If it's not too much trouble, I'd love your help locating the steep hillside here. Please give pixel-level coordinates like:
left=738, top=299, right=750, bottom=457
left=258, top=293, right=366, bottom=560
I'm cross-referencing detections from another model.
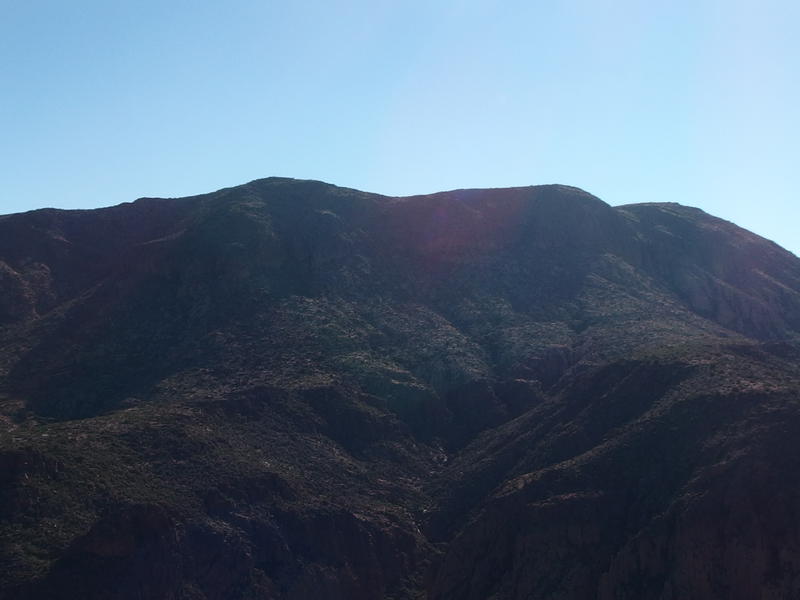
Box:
left=1, top=178, right=799, bottom=599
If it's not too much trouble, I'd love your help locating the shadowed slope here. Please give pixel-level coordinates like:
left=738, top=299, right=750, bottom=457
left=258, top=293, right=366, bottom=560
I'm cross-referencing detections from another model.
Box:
left=1, top=179, right=799, bottom=599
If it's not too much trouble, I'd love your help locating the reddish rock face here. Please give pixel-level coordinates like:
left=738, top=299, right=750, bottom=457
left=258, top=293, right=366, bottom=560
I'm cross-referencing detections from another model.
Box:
left=1, top=179, right=800, bottom=599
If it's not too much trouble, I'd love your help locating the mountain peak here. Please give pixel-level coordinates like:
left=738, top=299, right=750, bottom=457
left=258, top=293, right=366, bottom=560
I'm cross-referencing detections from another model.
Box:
left=2, top=179, right=800, bottom=600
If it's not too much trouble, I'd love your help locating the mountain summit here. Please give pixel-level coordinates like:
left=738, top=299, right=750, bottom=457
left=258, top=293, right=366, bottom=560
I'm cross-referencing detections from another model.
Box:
left=2, top=179, right=800, bottom=599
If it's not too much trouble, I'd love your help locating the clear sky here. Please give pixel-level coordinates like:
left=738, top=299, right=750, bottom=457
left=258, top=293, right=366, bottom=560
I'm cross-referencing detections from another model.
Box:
left=1, top=1, right=798, bottom=255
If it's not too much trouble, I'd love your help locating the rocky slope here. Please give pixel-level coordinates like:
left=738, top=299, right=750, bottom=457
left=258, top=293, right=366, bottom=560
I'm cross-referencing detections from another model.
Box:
left=1, top=178, right=799, bottom=599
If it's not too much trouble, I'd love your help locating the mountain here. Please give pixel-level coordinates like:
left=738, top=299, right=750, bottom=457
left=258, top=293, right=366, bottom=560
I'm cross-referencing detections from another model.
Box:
left=1, top=178, right=799, bottom=599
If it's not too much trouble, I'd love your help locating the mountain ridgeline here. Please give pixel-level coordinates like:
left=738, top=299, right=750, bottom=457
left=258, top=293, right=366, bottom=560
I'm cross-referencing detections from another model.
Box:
left=1, top=178, right=799, bottom=599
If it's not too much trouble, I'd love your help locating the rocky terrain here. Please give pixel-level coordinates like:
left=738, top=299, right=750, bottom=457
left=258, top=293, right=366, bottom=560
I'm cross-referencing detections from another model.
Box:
left=1, top=178, right=799, bottom=599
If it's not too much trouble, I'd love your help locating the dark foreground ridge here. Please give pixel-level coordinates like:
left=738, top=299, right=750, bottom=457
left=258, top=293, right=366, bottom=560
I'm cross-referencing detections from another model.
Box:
left=2, top=178, right=800, bottom=599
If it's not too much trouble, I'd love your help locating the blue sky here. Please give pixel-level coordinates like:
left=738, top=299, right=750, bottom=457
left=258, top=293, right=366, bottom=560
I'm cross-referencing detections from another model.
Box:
left=1, top=1, right=797, bottom=254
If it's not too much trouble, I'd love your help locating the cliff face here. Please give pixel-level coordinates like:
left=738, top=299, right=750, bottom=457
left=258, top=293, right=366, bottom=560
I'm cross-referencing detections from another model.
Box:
left=1, top=178, right=799, bottom=599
